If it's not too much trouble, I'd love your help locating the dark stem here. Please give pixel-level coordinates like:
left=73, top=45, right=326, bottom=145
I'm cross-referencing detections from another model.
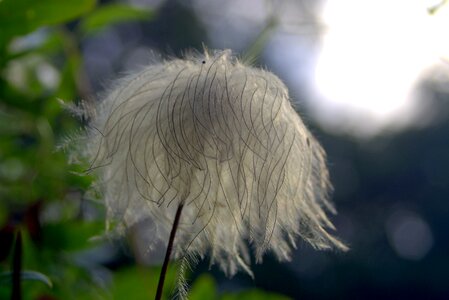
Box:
left=155, top=204, right=183, bottom=300
left=11, top=230, right=22, bottom=300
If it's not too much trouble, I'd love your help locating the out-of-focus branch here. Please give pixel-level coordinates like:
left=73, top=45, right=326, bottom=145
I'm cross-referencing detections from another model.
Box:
left=428, top=0, right=448, bottom=14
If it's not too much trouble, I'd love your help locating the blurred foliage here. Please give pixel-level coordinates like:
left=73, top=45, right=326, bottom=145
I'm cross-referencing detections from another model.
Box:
left=0, top=0, right=95, bottom=46
left=0, top=0, right=291, bottom=299
left=79, top=4, right=155, bottom=35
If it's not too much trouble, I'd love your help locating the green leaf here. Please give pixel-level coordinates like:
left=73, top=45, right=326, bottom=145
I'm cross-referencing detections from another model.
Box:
left=42, top=221, right=103, bottom=251
left=0, top=270, right=53, bottom=288
left=79, top=4, right=154, bottom=35
left=111, top=266, right=177, bottom=300
left=0, top=0, right=96, bottom=44
left=221, top=289, right=292, bottom=300
left=189, top=274, right=217, bottom=300
left=111, top=267, right=152, bottom=300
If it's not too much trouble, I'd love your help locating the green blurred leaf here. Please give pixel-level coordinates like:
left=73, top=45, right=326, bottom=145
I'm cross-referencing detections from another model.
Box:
left=0, top=270, right=53, bottom=288
left=221, top=289, right=292, bottom=300
left=42, top=221, right=103, bottom=251
left=189, top=274, right=217, bottom=300
left=5, top=29, right=64, bottom=62
left=56, top=60, right=78, bottom=101
left=0, top=0, right=96, bottom=44
left=112, top=267, right=152, bottom=300
left=111, top=266, right=177, bottom=300
left=79, top=4, right=154, bottom=35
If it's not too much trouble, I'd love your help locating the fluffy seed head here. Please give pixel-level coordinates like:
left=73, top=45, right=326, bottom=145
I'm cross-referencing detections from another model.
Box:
left=80, top=49, right=346, bottom=280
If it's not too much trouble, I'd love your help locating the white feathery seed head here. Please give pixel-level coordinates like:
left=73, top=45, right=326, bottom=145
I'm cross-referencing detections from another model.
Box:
left=78, top=49, right=346, bottom=287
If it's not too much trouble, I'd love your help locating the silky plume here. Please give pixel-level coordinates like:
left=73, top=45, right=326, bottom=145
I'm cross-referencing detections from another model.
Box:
left=73, top=49, right=347, bottom=298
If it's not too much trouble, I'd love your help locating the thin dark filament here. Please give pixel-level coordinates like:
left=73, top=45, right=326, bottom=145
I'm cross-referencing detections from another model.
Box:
left=11, top=230, right=22, bottom=300
left=155, top=203, right=184, bottom=300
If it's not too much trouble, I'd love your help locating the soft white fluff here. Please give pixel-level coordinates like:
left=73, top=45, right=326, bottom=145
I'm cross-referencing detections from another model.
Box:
left=81, top=49, right=346, bottom=288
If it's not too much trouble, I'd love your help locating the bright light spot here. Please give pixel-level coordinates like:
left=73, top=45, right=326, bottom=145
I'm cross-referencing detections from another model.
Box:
left=36, top=62, right=60, bottom=90
left=314, top=0, right=449, bottom=134
left=386, top=210, right=434, bottom=260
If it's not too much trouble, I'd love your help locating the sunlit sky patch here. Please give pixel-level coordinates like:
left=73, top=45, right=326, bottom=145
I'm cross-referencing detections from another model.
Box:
left=312, top=0, right=449, bottom=135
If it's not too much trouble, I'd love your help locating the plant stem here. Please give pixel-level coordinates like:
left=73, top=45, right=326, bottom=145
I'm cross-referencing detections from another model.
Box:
left=155, top=204, right=183, bottom=300
left=11, top=230, right=22, bottom=300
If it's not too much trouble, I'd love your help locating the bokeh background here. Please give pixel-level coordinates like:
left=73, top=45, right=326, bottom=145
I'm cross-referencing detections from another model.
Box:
left=1, top=0, right=449, bottom=299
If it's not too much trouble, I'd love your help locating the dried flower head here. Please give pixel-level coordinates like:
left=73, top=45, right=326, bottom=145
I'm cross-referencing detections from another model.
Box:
left=78, top=49, right=346, bottom=294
